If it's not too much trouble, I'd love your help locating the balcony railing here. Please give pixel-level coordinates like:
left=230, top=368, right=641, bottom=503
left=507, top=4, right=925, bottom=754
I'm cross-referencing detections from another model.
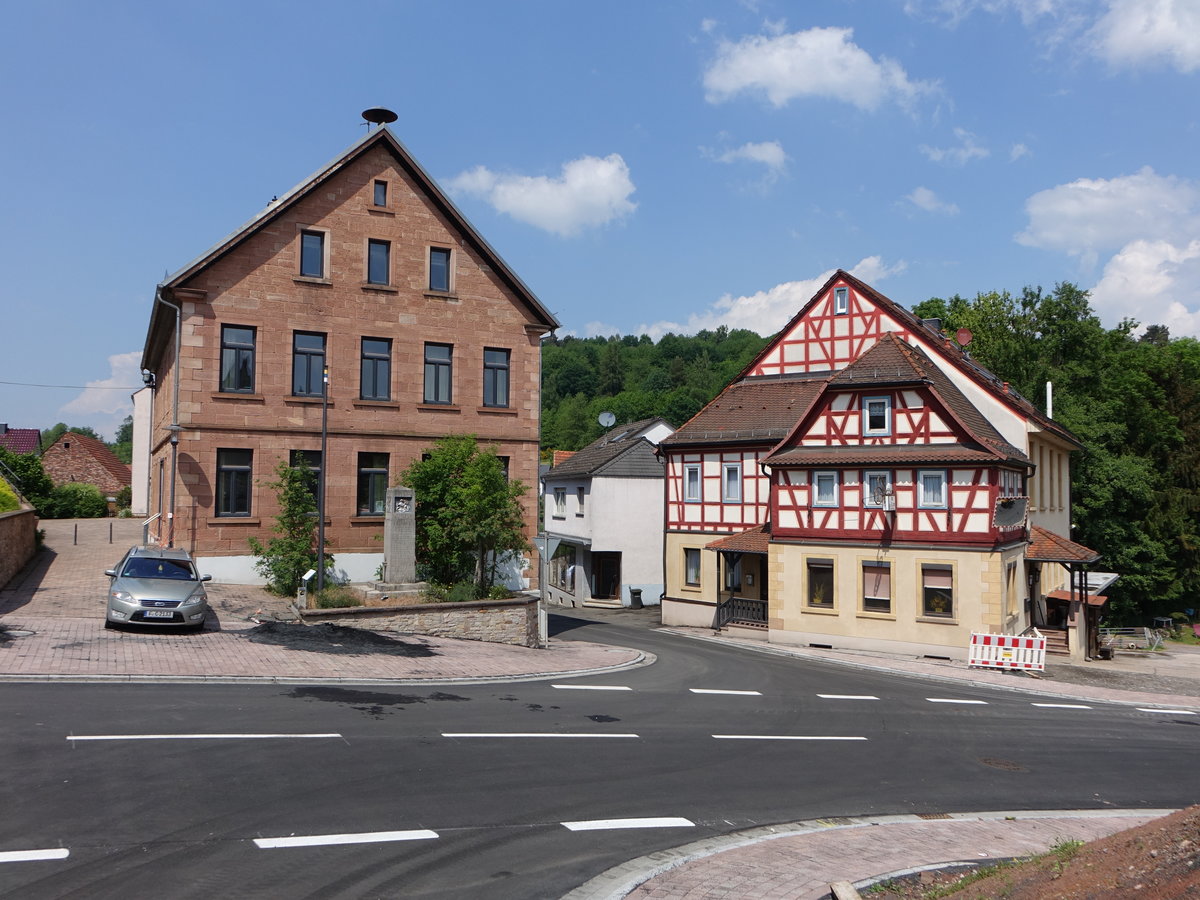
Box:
left=716, top=595, right=768, bottom=629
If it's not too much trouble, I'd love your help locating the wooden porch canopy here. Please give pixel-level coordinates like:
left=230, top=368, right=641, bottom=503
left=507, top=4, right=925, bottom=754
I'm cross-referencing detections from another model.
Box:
left=705, top=524, right=770, bottom=555
left=1026, top=525, right=1100, bottom=565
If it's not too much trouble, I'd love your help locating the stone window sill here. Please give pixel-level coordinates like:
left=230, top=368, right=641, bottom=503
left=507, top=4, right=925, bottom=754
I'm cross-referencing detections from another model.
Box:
left=857, top=610, right=896, bottom=621
left=285, top=397, right=333, bottom=406
left=367, top=206, right=395, bottom=216
left=361, top=283, right=398, bottom=294
left=353, top=400, right=399, bottom=410
left=293, top=276, right=332, bottom=287
left=424, top=291, right=459, bottom=302
left=211, top=392, right=265, bottom=403
left=349, top=516, right=385, bottom=525
left=478, top=406, right=517, bottom=416
left=417, top=403, right=461, bottom=413
left=804, top=606, right=838, bottom=616
left=211, top=517, right=262, bottom=526
left=916, top=615, right=958, bottom=625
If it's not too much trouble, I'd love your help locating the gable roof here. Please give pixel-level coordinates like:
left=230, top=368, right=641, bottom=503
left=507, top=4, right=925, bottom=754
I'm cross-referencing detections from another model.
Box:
left=734, top=269, right=1078, bottom=447
left=143, top=126, right=558, bottom=368
left=0, top=425, right=41, bottom=455
left=544, top=418, right=672, bottom=480
left=48, top=432, right=131, bottom=486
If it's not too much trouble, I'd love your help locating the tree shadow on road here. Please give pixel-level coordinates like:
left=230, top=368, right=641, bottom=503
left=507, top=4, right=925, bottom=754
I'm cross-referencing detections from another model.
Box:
left=244, top=622, right=438, bottom=656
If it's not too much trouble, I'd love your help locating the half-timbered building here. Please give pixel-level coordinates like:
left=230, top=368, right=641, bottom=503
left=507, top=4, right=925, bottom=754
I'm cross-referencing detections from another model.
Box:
left=660, top=270, right=1100, bottom=660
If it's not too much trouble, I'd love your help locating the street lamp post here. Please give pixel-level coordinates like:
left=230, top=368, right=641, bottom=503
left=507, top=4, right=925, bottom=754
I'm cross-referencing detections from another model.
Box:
left=316, top=365, right=329, bottom=594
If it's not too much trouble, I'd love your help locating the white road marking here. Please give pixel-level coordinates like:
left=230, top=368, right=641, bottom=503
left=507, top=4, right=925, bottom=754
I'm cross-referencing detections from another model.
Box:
left=0, top=848, right=69, bottom=863
left=926, top=698, right=988, bottom=705
left=551, top=684, right=632, bottom=691
left=1032, top=703, right=1093, bottom=709
left=561, top=817, right=694, bottom=831
left=254, top=830, right=438, bottom=849
left=712, top=735, right=867, bottom=741
left=690, top=689, right=762, bottom=696
left=1136, top=708, right=1196, bottom=715
left=817, top=694, right=879, bottom=700
left=442, top=733, right=640, bottom=739
left=68, top=733, right=342, bottom=741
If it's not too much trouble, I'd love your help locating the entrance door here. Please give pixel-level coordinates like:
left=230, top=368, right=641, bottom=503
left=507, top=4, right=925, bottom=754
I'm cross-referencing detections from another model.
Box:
left=592, top=552, right=621, bottom=600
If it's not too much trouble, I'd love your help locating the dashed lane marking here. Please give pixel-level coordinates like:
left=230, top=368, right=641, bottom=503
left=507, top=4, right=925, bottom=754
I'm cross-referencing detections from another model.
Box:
left=561, top=817, right=694, bottom=831
left=1033, top=703, right=1093, bottom=709
left=442, top=732, right=640, bottom=739
left=551, top=684, right=633, bottom=691
left=817, top=694, right=879, bottom=700
left=68, top=733, right=343, bottom=741
left=690, top=689, right=763, bottom=696
left=254, top=830, right=438, bottom=849
left=0, top=849, right=69, bottom=863
left=712, top=735, right=867, bottom=741
left=926, top=699, right=988, bottom=705
left=1136, top=708, right=1196, bottom=715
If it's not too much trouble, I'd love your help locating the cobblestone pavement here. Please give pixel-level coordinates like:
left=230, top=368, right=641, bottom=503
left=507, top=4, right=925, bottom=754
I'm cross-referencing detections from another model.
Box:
left=0, top=519, right=645, bottom=683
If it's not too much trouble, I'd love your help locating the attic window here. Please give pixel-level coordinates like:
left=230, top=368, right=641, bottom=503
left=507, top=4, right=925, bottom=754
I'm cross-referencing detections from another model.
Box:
left=63, top=442, right=70, bottom=450
left=834, top=286, right=849, bottom=315
left=373, top=180, right=388, bottom=207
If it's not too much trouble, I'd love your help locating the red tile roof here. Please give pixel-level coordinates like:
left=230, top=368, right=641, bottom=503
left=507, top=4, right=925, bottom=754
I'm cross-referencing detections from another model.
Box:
left=663, top=377, right=826, bottom=447
left=764, top=443, right=1004, bottom=466
left=1027, top=525, right=1100, bottom=563
left=705, top=524, right=770, bottom=554
left=0, top=426, right=41, bottom=454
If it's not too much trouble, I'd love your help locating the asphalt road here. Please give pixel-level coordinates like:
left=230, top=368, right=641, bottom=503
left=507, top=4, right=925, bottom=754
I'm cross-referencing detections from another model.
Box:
left=2, top=611, right=1198, bottom=899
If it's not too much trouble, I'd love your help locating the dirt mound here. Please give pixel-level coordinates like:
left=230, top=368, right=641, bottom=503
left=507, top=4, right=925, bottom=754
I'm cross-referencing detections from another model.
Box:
left=876, top=806, right=1200, bottom=898
left=244, top=622, right=436, bottom=657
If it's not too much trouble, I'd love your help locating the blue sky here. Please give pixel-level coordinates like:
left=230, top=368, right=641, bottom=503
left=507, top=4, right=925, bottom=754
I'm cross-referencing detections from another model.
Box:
left=2, top=0, right=1198, bottom=441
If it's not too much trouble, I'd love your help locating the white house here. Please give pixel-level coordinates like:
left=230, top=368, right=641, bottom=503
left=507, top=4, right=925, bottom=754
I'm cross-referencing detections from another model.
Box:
left=543, top=418, right=674, bottom=608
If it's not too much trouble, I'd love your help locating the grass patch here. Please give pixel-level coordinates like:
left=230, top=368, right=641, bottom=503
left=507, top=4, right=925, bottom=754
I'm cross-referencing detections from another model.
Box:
left=313, top=585, right=363, bottom=609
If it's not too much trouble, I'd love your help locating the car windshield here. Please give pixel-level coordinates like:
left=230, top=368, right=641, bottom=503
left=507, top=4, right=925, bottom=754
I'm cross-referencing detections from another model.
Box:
left=120, top=557, right=197, bottom=580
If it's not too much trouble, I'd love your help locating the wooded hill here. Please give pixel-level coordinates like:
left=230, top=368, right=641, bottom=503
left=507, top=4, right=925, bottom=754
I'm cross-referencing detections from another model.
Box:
left=541, top=284, right=1200, bottom=626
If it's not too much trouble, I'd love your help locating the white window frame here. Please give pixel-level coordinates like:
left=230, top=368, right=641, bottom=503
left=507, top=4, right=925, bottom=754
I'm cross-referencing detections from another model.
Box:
left=722, top=463, right=742, bottom=503
left=862, top=561, right=892, bottom=614
left=684, top=548, right=701, bottom=586
left=576, top=486, right=585, bottom=517
left=833, top=286, right=849, bottom=315
left=553, top=487, right=566, bottom=519
left=684, top=464, right=702, bottom=502
left=917, top=469, right=947, bottom=509
left=813, top=471, right=839, bottom=507
left=863, top=470, right=892, bottom=508
left=862, top=396, right=892, bottom=436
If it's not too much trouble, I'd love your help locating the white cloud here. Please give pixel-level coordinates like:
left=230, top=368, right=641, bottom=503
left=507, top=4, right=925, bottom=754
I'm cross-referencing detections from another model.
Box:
left=1016, top=167, right=1200, bottom=263
left=703, top=27, right=937, bottom=111
left=713, top=140, right=788, bottom=172
left=1089, top=0, right=1200, bottom=72
left=1017, top=167, right=1200, bottom=336
left=1010, top=142, right=1031, bottom=161
left=907, top=186, right=960, bottom=214
left=919, top=127, right=990, bottom=165
left=1089, top=238, right=1200, bottom=334
left=60, top=351, right=141, bottom=441
left=633, top=256, right=906, bottom=339
left=446, top=154, right=637, bottom=237
left=585, top=321, right=621, bottom=338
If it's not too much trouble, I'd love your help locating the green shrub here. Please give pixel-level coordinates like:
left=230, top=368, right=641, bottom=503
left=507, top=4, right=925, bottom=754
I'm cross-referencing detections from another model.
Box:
left=0, top=479, right=19, bottom=513
left=448, top=581, right=482, bottom=603
left=487, top=585, right=513, bottom=600
left=248, top=458, right=330, bottom=596
left=114, top=485, right=132, bottom=509
left=46, top=483, right=107, bottom=518
left=314, top=585, right=363, bottom=609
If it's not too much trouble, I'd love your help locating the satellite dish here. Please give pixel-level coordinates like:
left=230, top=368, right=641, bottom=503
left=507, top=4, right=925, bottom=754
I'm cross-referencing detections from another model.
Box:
left=956, top=328, right=974, bottom=347
left=598, top=411, right=616, bottom=428
left=361, top=106, right=398, bottom=127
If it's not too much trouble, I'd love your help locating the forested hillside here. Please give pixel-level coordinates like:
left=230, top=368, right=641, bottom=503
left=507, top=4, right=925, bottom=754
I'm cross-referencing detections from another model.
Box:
left=541, top=283, right=1199, bottom=626
left=540, top=327, right=769, bottom=451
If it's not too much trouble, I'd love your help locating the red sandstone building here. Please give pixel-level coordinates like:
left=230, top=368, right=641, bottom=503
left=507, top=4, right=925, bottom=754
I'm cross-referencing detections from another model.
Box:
left=136, top=126, right=558, bottom=585
left=41, top=432, right=131, bottom=500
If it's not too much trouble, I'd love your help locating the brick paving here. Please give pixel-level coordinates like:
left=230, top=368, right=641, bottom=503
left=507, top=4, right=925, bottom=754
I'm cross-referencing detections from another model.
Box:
left=0, top=518, right=644, bottom=683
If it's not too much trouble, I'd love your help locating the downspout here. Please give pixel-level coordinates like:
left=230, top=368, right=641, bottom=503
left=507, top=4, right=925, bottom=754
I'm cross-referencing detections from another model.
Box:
left=154, top=286, right=182, bottom=548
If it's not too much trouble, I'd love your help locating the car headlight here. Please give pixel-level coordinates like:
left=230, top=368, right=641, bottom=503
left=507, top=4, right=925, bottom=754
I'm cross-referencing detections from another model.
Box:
left=181, top=591, right=206, bottom=606
left=110, top=590, right=135, bottom=604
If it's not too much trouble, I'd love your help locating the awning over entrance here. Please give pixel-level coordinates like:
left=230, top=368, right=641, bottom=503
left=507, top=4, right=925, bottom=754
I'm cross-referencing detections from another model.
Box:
left=704, top=524, right=769, bottom=555
left=1047, top=588, right=1109, bottom=607
left=1026, top=525, right=1100, bottom=564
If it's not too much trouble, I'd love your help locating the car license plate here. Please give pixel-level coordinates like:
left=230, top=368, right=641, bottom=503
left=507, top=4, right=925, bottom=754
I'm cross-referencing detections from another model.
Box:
left=144, top=610, right=174, bottom=618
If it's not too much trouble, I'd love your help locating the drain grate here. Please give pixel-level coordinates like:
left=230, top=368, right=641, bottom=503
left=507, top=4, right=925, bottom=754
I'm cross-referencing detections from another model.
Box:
left=917, top=813, right=952, bottom=820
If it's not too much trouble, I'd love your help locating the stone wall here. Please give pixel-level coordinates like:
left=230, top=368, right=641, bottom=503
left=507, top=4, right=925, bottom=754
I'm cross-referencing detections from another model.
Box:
left=298, top=596, right=540, bottom=648
left=0, top=509, right=37, bottom=589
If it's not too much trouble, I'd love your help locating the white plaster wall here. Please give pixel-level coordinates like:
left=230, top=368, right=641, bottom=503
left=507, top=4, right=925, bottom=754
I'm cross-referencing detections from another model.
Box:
left=591, top=476, right=665, bottom=599
left=130, top=387, right=152, bottom=517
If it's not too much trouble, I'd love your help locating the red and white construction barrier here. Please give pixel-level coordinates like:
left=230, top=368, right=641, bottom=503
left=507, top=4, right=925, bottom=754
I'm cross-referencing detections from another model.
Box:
left=968, top=630, right=1046, bottom=671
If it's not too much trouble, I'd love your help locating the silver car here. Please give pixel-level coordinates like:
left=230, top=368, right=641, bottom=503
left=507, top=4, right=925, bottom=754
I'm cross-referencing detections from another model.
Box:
left=105, top=545, right=212, bottom=630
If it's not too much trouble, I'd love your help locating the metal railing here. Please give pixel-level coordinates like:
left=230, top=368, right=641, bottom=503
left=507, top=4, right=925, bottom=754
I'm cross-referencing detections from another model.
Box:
left=716, top=595, right=768, bottom=629
left=141, top=513, right=162, bottom=546
left=1099, top=627, right=1164, bottom=651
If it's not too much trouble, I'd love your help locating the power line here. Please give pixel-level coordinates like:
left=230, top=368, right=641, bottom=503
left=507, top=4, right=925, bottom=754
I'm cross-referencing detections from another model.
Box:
left=0, top=379, right=140, bottom=390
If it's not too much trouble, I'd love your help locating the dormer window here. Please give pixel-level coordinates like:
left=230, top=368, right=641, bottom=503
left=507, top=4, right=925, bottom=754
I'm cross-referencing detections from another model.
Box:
left=863, top=396, right=892, bottom=436
left=833, top=286, right=849, bottom=315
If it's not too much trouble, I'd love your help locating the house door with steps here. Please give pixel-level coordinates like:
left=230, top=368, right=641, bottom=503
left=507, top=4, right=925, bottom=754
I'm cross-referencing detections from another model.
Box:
left=592, top=552, right=621, bottom=602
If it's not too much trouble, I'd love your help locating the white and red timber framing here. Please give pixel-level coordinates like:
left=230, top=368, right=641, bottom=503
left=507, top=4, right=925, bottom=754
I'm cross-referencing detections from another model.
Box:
left=659, top=270, right=1104, bottom=662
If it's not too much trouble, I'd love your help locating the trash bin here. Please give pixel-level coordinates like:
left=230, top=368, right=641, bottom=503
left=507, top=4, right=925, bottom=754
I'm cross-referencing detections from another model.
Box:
left=629, top=588, right=643, bottom=609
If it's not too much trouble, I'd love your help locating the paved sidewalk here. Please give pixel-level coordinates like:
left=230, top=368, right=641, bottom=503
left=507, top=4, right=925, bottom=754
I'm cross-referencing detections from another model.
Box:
left=567, top=809, right=1171, bottom=899
left=0, top=519, right=645, bottom=683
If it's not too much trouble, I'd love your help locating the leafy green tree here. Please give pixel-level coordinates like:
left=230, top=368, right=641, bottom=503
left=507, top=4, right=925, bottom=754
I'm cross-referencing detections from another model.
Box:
left=247, top=456, right=329, bottom=596
left=402, top=435, right=529, bottom=591
left=0, top=447, right=53, bottom=514
left=110, top=416, right=133, bottom=464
